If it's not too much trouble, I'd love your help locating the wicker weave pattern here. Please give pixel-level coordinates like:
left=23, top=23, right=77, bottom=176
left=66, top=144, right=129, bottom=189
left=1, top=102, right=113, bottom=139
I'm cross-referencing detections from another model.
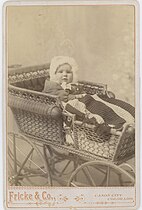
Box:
left=9, top=84, right=64, bottom=145
left=9, top=85, right=58, bottom=105
left=113, top=124, right=135, bottom=163
left=13, top=108, right=64, bottom=144
left=9, top=64, right=50, bottom=84
left=9, top=95, right=61, bottom=117
left=8, top=64, right=135, bottom=164
left=73, top=122, right=135, bottom=163
left=71, top=81, right=107, bottom=95
left=73, top=122, right=120, bottom=161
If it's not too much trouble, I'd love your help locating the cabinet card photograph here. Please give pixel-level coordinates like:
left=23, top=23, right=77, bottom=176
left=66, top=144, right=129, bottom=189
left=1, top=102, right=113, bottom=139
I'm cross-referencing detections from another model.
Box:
left=4, top=1, right=140, bottom=209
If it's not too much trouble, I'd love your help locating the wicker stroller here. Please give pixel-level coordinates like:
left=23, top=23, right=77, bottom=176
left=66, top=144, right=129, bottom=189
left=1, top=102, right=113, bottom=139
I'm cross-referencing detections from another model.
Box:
left=8, top=63, right=135, bottom=187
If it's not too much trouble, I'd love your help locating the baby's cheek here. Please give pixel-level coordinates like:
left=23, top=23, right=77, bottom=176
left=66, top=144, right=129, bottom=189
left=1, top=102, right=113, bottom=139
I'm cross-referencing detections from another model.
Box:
left=69, top=75, right=73, bottom=82
left=55, top=75, right=62, bottom=82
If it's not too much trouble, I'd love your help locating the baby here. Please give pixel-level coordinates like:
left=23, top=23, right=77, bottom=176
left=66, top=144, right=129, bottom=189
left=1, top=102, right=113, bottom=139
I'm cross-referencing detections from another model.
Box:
left=43, top=56, right=79, bottom=102
left=43, top=56, right=135, bottom=138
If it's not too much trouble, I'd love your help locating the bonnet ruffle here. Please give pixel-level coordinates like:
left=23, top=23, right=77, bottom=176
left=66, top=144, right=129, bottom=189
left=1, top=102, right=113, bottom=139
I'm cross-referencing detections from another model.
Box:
left=50, top=56, right=78, bottom=83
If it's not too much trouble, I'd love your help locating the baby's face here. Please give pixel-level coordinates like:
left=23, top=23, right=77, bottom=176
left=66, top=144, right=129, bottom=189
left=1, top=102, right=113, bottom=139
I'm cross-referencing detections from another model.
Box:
left=55, top=63, right=73, bottom=84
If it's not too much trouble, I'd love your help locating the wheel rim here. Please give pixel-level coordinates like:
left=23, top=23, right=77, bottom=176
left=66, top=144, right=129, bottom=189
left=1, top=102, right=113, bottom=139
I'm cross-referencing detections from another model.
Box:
left=68, top=160, right=135, bottom=187
left=8, top=132, right=52, bottom=186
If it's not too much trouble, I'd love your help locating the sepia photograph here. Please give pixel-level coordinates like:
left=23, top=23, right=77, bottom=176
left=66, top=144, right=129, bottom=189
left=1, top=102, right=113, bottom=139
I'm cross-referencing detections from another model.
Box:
left=5, top=1, right=139, bottom=209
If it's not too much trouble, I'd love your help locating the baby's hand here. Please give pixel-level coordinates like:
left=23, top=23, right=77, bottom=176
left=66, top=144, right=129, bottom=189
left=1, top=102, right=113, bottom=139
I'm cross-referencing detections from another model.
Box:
left=68, top=94, right=86, bottom=101
left=58, top=90, right=69, bottom=102
left=87, top=113, right=104, bottom=124
left=68, top=94, right=76, bottom=100
left=96, top=124, right=111, bottom=136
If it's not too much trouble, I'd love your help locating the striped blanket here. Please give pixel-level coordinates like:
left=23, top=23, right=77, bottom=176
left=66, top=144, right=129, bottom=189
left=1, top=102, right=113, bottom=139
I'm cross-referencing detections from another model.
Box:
left=64, top=94, right=134, bottom=134
left=43, top=80, right=134, bottom=133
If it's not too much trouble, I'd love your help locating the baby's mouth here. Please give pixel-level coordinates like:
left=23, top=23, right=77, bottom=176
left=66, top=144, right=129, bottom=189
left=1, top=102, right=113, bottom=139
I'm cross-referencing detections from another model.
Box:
left=62, top=78, right=67, bottom=81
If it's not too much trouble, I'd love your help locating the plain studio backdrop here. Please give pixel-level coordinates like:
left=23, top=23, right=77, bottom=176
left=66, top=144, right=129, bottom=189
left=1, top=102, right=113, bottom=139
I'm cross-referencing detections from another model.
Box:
left=7, top=5, right=135, bottom=105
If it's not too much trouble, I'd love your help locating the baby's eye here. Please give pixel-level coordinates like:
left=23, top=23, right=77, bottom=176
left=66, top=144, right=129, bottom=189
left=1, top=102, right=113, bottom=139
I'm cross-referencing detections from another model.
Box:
left=66, top=70, right=72, bottom=74
left=58, top=70, right=63, bottom=73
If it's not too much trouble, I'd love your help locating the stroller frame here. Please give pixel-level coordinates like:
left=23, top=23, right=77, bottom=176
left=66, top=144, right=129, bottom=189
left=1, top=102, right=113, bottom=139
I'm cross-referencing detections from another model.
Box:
left=7, top=63, right=135, bottom=187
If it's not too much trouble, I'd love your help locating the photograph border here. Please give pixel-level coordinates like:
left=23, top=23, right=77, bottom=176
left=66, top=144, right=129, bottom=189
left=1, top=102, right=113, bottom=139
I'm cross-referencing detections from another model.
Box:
left=2, top=0, right=140, bottom=209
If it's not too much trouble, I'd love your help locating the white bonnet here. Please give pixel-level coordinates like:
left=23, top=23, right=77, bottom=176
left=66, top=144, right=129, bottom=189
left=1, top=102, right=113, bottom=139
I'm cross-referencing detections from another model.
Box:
left=50, top=56, right=78, bottom=83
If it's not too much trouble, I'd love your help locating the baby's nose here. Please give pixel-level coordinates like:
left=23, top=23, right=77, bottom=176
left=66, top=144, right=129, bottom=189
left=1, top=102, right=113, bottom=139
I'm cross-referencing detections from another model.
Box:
left=63, top=71, right=67, bottom=76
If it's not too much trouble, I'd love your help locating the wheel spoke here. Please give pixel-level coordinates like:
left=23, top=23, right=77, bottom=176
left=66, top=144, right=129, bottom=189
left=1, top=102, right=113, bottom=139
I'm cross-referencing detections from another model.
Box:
left=91, top=165, right=106, bottom=175
left=59, top=160, right=71, bottom=177
left=81, top=168, right=92, bottom=186
left=106, top=166, right=110, bottom=186
left=8, top=133, right=51, bottom=186
left=71, top=181, right=88, bottom=187
left=24, top=173, right=46, bottom=178
left=28, top=149, right=34, bottom=169
left=68, top=160, right=135, bottom=187
left=9, top=136, right=47, bottom=174
left=100, top=173, right=107, bottom=186
left=70, top=182, right=78, bottom=187
left=17, top=148, right=34, bottom=176
left=84, top=166, right=96, bottom=186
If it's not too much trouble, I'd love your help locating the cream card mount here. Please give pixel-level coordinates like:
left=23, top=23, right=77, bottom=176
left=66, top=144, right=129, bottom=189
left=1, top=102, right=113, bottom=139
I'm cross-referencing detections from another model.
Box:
left=3, top=0, right=140, bottom=209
